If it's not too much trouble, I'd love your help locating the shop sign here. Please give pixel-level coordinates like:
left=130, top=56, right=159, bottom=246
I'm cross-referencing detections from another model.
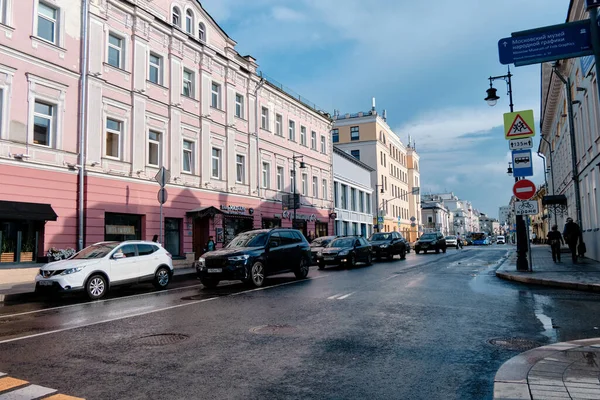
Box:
left=220, top=205, right=246, bottom=214
left=106, top=225, right=135, bottom=235
left=282, top=210, right=317, bottom=221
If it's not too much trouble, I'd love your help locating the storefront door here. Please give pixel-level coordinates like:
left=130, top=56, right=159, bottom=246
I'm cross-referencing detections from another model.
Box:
left=315, top=222, right=328, bottom=238
left=292, top=219, right=307, bottom=237
left=105, top=213, right=142, bottom=242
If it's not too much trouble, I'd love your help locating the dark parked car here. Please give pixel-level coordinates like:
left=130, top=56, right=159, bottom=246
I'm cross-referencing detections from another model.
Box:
left=309, top=235, right=337, bottom=264
left=415, top=232, right=447, bottom=254
left=368, top=231, right=407, bottom=260
left=316, top=236, right=372, bottom=269
left=196, top=229, right=311, bottom=288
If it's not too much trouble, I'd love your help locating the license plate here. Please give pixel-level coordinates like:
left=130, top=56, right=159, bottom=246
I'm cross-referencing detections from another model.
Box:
left=207, top=268, right=222, bottom=273
left=39, top=280, right=53, bottom=286
left=324, top=257, right=335, bottom=261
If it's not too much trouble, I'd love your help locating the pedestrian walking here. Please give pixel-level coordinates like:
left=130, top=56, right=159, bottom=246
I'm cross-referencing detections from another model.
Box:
left=563, top=217, right=582, bottom=263
left=546, top=225, right=564, bottom=263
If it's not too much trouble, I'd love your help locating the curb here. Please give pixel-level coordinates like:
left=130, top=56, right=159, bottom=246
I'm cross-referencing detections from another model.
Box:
left=495, top=269, right=600, bottom=293
left=493, top=338, right=600, bottom=400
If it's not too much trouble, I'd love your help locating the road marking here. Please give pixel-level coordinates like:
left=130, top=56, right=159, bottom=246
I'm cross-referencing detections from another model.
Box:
left=337, top=292, right=355, bottom=300
left=327, top=293, right=342, bottom=299
left=0, top=283, right=204, bottom=319
left=0, top=276, right=330, bottom=345
left=0, top=377, right=27, bottom=392
left=0, top=384, right=56, bottom=399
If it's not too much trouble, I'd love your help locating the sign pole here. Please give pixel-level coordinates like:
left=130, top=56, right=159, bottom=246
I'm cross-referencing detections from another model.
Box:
left=160, top=202, right=163, bottom=245
left=589, top=7, right=600, bottom=105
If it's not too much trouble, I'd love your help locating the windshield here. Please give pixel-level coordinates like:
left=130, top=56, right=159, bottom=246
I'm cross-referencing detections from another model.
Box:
left=72, top=243, right=119, bottom=259
left=446, top=236, right=456, bottom=240
left=472, top=233, right=486, bottom=241
left=370, top=233, right=392, bottom=241
left=329, top=238, right=355, bottom=248
left=226, top=232, right=268, bottom=248
left=311, top=237, right=332, bottom=247
left=420, top=234, right=436, bottom=241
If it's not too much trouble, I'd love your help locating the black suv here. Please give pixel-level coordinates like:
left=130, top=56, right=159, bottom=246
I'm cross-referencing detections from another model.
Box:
left=368, top=231, right=407, bottom=260
left=196, top=229, right=311, bottom=288
left=316, top=236, right=372, bottom=269
left=415, top=232, right=447, bottom=254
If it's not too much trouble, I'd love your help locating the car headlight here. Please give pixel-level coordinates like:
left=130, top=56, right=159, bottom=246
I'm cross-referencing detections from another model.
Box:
left=198, top=257, right=206, bottom=264
left=61, top=267, right=83, bottom=275
left=380, top=244, right=388, bottom=248
left=338, top=250, right=349, bottom=256
left=228, top=255, right=250, bottom=262
left=317, top=251, right=322, bottom=257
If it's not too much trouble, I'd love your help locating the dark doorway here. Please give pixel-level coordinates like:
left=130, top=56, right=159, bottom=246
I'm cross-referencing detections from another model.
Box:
left=193, top=217, right=210, bottom=258
left=262, top=218, right=281, bottom=229
left=315, top=222, right=328, bottom=238
left=293, top=219, right=307, bottom=237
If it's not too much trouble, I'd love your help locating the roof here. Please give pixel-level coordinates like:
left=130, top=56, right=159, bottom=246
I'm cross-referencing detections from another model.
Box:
left=333, top=146, right=375, bottom=172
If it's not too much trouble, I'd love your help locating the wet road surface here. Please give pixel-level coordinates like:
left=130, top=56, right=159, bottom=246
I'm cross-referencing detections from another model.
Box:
left=1, top=246, right=600, bottom=399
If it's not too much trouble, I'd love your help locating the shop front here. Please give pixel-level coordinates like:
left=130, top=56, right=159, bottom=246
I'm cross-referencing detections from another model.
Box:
left=0, top=200, right=58, bottom=264
left=104, top=213, right=142, bottom=242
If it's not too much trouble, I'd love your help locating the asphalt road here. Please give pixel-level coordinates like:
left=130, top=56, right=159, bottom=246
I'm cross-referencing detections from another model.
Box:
left=2, top=246, right=600, bottom=400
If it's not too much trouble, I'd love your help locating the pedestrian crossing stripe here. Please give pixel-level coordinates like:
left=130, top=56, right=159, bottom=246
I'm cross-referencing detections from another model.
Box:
left=0, top=374, right=85, bottom=400
left=503, top=109, right=535, bottom=140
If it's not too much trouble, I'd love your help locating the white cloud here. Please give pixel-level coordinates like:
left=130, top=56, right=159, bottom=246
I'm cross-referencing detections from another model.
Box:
left=272, top=6, right=306, bottom=22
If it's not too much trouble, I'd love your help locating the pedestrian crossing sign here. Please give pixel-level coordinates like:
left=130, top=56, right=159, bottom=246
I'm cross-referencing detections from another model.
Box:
left=504, top=110, right=535, bottom=140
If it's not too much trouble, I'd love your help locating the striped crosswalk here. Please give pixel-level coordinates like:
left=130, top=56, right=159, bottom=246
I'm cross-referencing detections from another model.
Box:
left=0, top=374, right=84, bottom=400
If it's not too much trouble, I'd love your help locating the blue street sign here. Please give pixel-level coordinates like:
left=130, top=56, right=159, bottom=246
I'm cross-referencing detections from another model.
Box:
left=377, top=217, right=384, bottom=224
left=498, top=20, right=593, bottom=66
left=512, top=149, right=533, bottom=178
left=586, top=0, right=600, bottom=9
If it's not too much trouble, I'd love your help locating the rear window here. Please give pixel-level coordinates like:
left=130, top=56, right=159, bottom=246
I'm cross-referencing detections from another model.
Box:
left=138, top=244, right=157, bottom=256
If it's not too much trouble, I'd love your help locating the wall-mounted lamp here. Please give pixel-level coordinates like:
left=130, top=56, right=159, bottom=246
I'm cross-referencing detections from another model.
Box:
left=90, top=161, right=100, bottom=167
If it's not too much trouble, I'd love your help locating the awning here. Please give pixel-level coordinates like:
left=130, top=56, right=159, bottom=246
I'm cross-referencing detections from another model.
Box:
left=186, top=206, right=223, bottom=219
left=542, top=195, right=567, bottom=206
left=0, top=200, right=58, bottom=221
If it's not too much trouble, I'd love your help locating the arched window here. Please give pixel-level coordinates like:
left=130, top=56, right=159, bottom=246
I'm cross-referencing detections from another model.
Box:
left=198, top=22, right=206, bottom=42
left=172, top=7, right=181, bottom=27
left=185, top=9, right=193, bottom=34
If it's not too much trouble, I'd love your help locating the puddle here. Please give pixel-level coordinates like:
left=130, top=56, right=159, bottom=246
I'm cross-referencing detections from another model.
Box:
left=533, top=294, right=558, bottom=342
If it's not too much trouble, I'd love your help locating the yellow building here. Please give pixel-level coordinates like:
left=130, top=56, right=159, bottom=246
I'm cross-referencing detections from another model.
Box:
left=332, top=104, right=421, bottom=241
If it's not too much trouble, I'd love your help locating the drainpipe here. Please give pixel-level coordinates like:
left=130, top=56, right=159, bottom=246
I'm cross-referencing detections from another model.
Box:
left=77, top=0, right=90, bottom=251
left=253, top=74, right=265, bottom=197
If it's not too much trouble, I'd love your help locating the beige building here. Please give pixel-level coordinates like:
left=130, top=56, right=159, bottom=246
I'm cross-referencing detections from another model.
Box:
left=332, top=103, right=421, bottom=241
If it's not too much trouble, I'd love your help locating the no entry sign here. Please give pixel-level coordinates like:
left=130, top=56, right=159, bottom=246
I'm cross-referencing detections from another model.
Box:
left=513, top=179, right=536, bottom=201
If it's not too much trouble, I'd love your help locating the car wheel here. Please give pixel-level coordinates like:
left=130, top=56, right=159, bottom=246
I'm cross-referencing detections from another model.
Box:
left=423, top=249, right=427, bottom=254
left=294, top=258, right=309, bottom=279
left=153, top=267, right=171, bottom=290
left=366, top=253, right=373, bottom=266
left=86, top=274, right=107, bottom=300
left=250, top=261, right=265, bottom=287
left=415, top=249, right=420, bottom=254
left=317, top=262, right=325, bottom=270
left=400, top=248, right=406, bottom=259
left=347, top=254, right=356, bottom=268
left=435, top=246, right=440, bottom=254
left=442, top=246, right=447, bottom=254
left=200, top=278, right=220, bottom=288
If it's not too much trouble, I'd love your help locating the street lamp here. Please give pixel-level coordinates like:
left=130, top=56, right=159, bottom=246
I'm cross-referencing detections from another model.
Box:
left=374, top=184, right=385, bottom=232
left=291, top=154, right=307, bottom=224
left=485, top=66, right=528, bottom=271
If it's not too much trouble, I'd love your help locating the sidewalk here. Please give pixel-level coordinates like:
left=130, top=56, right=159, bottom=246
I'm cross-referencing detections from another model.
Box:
left=496, top=245, right=600, bottom=293
left=494, top=338, right=600, bottom=400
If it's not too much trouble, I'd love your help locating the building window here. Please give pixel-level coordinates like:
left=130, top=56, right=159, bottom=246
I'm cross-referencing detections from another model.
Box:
left=290, top=169, right=295, bottom=191
left=37, top=2, right=57, bottom=44
left=185, top=9, right=193, bottom=34
left=366, top=193, right=371, bottom=213
left=334, top=183, right=339, bottom=207
left=312, top=176, right=318, bottom=198
left=148, top=131, right=161, bottom=167
left=236, top=155, right=245, bottom=183
left=277, top=166, right=283, bottom=191
left=322, top=179, right=327, bottom=200
left=198, top=22, right=205, bottom=41
left=289, top=120, right=295, bottom=141
left=341, top=184, right=348, bottom=209
left=351, top=188, right=357, bottom=211
left=235, top=94, right=244, bottom=118
left=33, top=101, right=54, bottom=147
left=320, top=135, right=326, bottom=153
left=360, top=192, right=365, bottom=213
left=332, top=128, right=339, bottom=143
left=182, top=69, right=194, bottom=98
left=300, top=126, right=307, bottom=146
left=310, top=130, right=316, bottom=149
left=302, top=174, right=308, bottom=196
left=211, top=82, right=221, bottom=109
left=172, top=6, right=181, bottom=27
left=164, top=218, right=181, bottom=257
left=105, top=118, right=121, bottom=158
left=182, top=140, right=193, bottom=173
left=261, top=107, right=269, bottom=130
left=275, top=114, right=282, bottom=136
left=262, top=162, right=270, bottom=188
left=107, top=33, right=123, bottom=69
left=211, top=148, right=221, bottom=179
left=149, top=53, right=162, bottom=85
left=350, top=150, right=360, bottom=160
left=350, top=126, right=359, bottom=141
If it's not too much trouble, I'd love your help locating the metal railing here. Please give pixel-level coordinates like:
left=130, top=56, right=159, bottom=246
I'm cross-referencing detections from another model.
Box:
left=259, top=72, right=328, bottom=115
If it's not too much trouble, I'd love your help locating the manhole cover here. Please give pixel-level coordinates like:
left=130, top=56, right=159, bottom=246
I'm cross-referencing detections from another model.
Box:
left=488, top=337, right=541, bottom=351
left=135, top=333, right=189, bottom=346
left=249, top=325, right=296, bottom=334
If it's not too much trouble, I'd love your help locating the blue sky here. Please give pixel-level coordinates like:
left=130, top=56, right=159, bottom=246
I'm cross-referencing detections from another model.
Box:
left=201, top=0, right=568, bottom=218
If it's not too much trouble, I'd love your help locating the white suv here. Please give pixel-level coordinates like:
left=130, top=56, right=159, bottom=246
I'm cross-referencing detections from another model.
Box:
left=35, top=241, right=174, bottom=300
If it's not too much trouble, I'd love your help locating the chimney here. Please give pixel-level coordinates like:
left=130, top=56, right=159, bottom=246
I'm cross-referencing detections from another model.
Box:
left=372, top=97, right=376, bottom=111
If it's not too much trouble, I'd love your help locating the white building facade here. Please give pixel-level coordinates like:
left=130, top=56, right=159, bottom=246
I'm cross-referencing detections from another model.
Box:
left=333, top=147, right=374, bottom=237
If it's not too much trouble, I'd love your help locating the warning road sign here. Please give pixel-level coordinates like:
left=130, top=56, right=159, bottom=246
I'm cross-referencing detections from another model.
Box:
left=504, top=110, right=535, bottom=140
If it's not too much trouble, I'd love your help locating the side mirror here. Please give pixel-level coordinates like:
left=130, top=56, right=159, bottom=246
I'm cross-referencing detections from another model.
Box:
left=269, top=240, right=279, bottom=249
left=113, top=252, right=125, bottom=260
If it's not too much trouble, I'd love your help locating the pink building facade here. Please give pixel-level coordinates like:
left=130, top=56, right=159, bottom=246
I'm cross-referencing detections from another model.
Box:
left=0, top=0, right=333, bottom=267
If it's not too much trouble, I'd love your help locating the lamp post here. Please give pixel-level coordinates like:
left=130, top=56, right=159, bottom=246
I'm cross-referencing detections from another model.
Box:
left=485, top=67, right=528, bottom=271
left=374, top=184, right=384, bottom=232
left=291, top=154, right=307, bottom=224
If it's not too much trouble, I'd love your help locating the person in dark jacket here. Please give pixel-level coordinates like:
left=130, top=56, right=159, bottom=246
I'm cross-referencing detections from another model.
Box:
left=547, top=225, right=564, bottom=263
left=563, top=217, right=581, bottom=263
